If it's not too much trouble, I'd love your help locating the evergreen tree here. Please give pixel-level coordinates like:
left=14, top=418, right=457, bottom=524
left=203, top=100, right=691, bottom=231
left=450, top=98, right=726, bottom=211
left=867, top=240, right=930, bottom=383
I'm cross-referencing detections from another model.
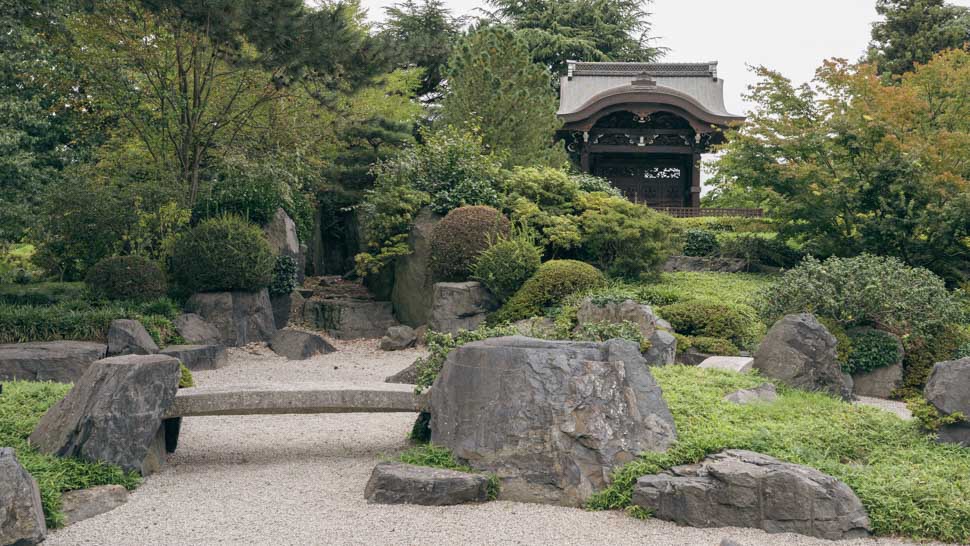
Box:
left=439, top=26, right=563, bottom=167
left=487, top=0, right=665, bottom=75
left=380, top=0, right=464, bottom=99
left=868, top=0, right=970, bottom=76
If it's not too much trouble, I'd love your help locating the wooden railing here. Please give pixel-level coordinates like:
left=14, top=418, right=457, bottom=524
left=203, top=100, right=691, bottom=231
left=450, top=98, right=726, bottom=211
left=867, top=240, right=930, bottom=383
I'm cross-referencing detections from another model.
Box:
left=652, top=207, right=764, bottom=218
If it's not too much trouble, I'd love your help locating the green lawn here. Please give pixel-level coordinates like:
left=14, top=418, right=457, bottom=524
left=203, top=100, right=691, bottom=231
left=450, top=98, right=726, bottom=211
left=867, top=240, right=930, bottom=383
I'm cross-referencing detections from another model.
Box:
left=0, top=381, right=140, bottom=528
left=650, top=271, right=775, bottom=307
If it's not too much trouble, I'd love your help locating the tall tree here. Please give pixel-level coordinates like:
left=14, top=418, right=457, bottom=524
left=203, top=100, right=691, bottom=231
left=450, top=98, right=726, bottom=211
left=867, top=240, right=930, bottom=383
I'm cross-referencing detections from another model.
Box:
left=379, top=0, right=464, bottom=99
left=487, top=0, right=665, bottom=75
left=439, top=26, right=564, bottom=167
left=868, top=0, right=970, bottom=76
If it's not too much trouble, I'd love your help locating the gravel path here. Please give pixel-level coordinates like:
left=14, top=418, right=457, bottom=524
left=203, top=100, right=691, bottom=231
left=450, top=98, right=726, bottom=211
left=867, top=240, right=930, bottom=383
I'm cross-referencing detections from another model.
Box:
left=47, top=341, right=942, bottom=546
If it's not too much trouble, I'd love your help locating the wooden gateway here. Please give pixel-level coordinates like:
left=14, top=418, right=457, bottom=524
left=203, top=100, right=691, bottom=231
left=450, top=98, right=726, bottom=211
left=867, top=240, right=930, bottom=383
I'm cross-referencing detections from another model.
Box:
left=557, top=61, right=745, bottom=211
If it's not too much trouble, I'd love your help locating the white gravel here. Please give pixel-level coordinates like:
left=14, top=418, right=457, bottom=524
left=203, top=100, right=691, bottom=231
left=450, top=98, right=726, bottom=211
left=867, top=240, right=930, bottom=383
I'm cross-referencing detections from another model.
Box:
left=46, top=341, right=945, bottom=546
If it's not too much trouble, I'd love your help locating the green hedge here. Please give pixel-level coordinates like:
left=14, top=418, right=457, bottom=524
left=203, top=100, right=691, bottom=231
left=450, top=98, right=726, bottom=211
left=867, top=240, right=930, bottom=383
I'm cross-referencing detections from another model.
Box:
left=84, top=256, right=167, bottom=302
left=0, top=300, right=180, bottom=345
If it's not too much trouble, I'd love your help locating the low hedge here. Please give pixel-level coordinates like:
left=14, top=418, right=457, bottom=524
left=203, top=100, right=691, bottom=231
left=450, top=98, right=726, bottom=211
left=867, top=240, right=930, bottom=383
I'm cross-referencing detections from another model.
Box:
left=0, top=300, right=180, bottom=345
left=0, top=282, right=86, bottom=306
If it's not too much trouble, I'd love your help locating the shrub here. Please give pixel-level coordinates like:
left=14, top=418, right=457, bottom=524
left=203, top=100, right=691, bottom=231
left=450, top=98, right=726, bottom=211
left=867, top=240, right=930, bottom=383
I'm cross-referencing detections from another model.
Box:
left=957, top=341, right=970, bottom=359
left=576, top=193, right=673, bottom=279
left=818, top=316, right=852, bottom=366
left=178, top=364, right=195, bottom=388
left=84, top=256, right=166, bottom=302
left=471, top=232, right=542, bottom=302
left=269, top=256, right=298, bottom=296
left=571, top=173, right=623, bottom=197
left=491, top=260, right=606, bottom=323
left=429, top=206, right=511, bottom=282
left=0, top=299, right=180, bottom=345
left=505, top=167, right=579, bottom=212
left=682, top=229, right=720, bottom=257
left=414, top=324, right=519, bottom=391
left=169, top=215, right=274, bottom=293
left=688, top=336, right=741, bottom=356
left=659, top=300, right=764, bottom=349
left=573, top=320, right=648, bottom=351
left=844, top=328, right=902, bottom=374
left=718, top=233, right=802, bottom=268
left=899, top=324, right=970, bottom=397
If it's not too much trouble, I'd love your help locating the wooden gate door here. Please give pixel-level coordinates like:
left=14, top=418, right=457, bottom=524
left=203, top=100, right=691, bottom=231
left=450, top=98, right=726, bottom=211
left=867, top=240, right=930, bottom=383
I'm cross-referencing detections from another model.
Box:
left=592, top=154, right=690, bottom=207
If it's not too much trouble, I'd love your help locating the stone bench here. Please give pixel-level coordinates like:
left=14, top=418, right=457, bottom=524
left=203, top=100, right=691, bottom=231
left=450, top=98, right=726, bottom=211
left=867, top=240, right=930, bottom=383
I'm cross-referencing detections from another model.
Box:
left=164, top=382, right=429, bottom=418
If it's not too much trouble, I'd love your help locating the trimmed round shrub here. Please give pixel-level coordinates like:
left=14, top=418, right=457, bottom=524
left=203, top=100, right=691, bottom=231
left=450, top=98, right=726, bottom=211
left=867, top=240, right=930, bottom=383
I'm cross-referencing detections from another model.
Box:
left=471, top=234, right=542, bottom=302
left=683, top=229, right=720, bottom=257
left=659, top=300, right=764, bottom=349
left=429, top=206, right=511, bottom=282
left=169, top=215, right=274, bottom=293
left=85, top=256, right=167, bottom=301
left=491, top=260, right=606, bottom=323
left=689, top=336, right=741, bottom=356
left=844, top=328, right=902, bottom=374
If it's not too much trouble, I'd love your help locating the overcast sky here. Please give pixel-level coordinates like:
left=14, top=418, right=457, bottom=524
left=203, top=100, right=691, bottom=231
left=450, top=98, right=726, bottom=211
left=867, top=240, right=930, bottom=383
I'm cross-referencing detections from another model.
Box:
left=359, top=0, right=970, bottom=115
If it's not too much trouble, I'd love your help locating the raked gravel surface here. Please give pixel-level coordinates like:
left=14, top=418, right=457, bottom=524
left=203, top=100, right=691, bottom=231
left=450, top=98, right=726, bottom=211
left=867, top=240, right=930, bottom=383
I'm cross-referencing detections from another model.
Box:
left=47, top=340, right=942, bottom=546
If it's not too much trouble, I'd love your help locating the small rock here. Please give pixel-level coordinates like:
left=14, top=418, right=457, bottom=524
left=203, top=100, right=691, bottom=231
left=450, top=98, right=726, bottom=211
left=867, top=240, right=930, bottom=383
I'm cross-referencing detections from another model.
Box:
left=753, top=314, right=851, bottom=399
left=60, top=485, right=128, bottom=526
left=720, top=539, right=744, bottom=546
left=173, top=313, right=222, bottom=345
left=269, top=328, right=336, bottom=360
left=0, top=448, right=46, bottom=545
left=379, top=325, right=417, bottom=351
left=107, top=319, right=159, bottom=356
left=699, top=356, right=754, bottom=373
left=724, top=383, right=777, bottom=404
left=643, top=329, right=677, bottom=366
left=364, top=462, right=490, bottom=506
left=160, top=344, right=227, bottom=371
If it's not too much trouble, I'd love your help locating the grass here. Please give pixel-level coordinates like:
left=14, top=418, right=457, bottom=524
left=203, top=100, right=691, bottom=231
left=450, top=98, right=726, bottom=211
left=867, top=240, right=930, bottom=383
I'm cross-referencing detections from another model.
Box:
left=397, top=444, right=501, bottom=500
left=587, top=366, right=970, bottom=543
left=0, top=381, right=140, bottom=528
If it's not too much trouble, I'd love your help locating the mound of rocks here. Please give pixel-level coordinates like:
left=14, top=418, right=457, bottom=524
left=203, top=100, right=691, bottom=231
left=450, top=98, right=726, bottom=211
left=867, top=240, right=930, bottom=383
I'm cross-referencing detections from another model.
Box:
left=364, top=462, right=491, bottom=506
left=754, top=314, right=852, bottom=400
left=633, top=450, right=871, bottom=540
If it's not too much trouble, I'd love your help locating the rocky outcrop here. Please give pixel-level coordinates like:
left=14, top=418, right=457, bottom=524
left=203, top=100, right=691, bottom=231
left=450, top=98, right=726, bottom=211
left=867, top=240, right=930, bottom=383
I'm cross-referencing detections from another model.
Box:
left=303, top=299, right=399, bottom=339
left=663, top=255, right=748, bottom=273
left=0, top=448, right=46, bottom=545
left=643, top=329, right=677, bottom=366
left=391, top=208, right=441, bottom=327
left=753, top=314, right=851, bottom=400
left=60, top=485, right=128, bottom=526
left=575, top=298, right=659, bottom=340
left=924, top=357, right=970, bottom=446
left=107, top=319, right=159, bottom=356
left=185, top=290, right=277, bottom=346
left=173, top=313, right=221, bottom=345
left=724, top=383, right=777, bottom=404
left=431, top=336, right=676, bottom=506
left=699, top=356, right=754, bottom=374
left=160, top=344, right=227, bottom=371
left=269, top=328, right=335, bottom=360
left=364, top=462, right=491, bottom=506
left=264, top=207, right=304, bottom=283
left=428, top=282, right=496, bottom=335
left=0, top=341, right=107, bottom=383
left=29, top=354, right=181, bottom=475
left=380, top=325, right=417, bottom=351
left=633, top=450, right=871, bottom=540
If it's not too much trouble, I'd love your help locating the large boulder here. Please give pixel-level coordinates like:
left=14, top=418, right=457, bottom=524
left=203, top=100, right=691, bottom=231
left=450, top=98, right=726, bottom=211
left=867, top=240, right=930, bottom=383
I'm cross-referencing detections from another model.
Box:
left=185, top=290, right=276, bottom=346
left=575, top=298, right=658, bottom=340
left=633, top=450, right=871, bottom=540
left=303, top=299, right=399, bottom=339
left=379, top=325, right=417, bottom=351
left=263, top=207, right=304, bottom=283
left=270, top=290, right=305, bottom=330
left=60, top=485, right=128, bottom=526
left=160, top=344, right=227, bottom=371
left=431, top=336, right=676, bottom=506
left=364, top=462, right=491, bottom=506
left=173, top=313, right=221, bottom=345
left=0, top=448, right=46, bottom=545
left=29, top=354, right=181, bottom=475
left=269, top=328, right=336, bottom=360
left=0, top=341, right=107, bottom=383
left=428, top=282, right=497, bottom=335
left=391, top=208, right=441, bottom=327
left=753, top=314, right=851, bottom=400
left=924, top=357, right=970, bottom=446
left=107, top=319, right=159, bottom=356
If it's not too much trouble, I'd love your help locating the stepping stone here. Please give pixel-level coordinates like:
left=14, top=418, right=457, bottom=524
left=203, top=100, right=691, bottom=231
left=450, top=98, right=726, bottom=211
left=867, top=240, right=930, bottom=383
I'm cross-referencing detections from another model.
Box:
left=365, top=462, right=490, bottom=506
left=160, top=344, right=227, bottom=371
left=0, top=341, right=107, bottom=383
left=60, top=485, right=128, bottom=526
left=699, top=356, right=754, bottom=373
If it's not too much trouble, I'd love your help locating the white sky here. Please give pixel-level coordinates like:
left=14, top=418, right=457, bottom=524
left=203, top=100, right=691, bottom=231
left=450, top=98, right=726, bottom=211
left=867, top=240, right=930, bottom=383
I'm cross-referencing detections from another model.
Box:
left=360, top=0, right=970, bottom=115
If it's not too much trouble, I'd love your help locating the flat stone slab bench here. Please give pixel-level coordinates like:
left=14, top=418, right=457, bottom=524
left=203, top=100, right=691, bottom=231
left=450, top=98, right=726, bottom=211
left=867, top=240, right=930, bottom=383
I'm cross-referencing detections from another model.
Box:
left=164, top=382, right=429, bottom=418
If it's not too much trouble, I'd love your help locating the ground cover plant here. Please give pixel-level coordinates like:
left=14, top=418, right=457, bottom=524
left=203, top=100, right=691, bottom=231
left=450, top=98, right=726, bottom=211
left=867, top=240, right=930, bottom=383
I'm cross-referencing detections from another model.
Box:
left=0, top=381, right=140, bottom=528
left=587, top=365, right=970, bottom=543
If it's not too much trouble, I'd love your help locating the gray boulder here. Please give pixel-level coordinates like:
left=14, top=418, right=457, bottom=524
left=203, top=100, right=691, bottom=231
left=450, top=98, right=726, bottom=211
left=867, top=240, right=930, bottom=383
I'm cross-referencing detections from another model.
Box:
left=724, top=383, right=777, bottom=404
left=643, top=329, right=677, bottom=366
left=924, top=357, right=970, bottom=446
left=29, top=354, right=181, bottom=475
left=107, top=319, right=159, bottom=356
left=173, top=313, right=221, bottom=345
left=633, top=450, right=871, bottom=540
left=428, top=281, right=497, bottom=335
left=512, top=317, right=557, bottom=338
left=431, top=336, right=676, bottom=506
left=0, top=340, right=107, bottom=383
left=392, top=208, right=441, bottom=327
left=263, top=207, right=304, bottom=283
left=160, top=344, right=227, bottom=371
left=270, top=328, right=336, bottom=360
left=185, top=290, right=276, bottom=346
left=271, top=290, right=305, bottom=330
left=380, top=325, right=417, bottom=351
left=753, top=314, right=851, bottom=400
left=853, top=363, right=903, bottom=399
left=60, top=485, right=128, bottom=526
left=0, top=448, right=46, bottom=545
left=699, top=356, right=754, bottom=374
left=303, top=299, right=399, bottom=339
left=575, top=298, right=659, bottom=340
left=364, top=462, right=491, bottom=506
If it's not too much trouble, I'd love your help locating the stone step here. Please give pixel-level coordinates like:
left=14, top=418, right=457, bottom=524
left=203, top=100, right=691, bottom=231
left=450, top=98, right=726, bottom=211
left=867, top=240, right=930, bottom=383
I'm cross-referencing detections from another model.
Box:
left=165, top=382, right=428, bottom=418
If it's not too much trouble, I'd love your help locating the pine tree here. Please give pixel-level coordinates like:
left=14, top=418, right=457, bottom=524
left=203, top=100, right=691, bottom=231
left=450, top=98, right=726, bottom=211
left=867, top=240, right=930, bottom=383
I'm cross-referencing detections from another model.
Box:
left=868, top=0, right=970, bottom=76
left=380, top=0, right=464, bottom=99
